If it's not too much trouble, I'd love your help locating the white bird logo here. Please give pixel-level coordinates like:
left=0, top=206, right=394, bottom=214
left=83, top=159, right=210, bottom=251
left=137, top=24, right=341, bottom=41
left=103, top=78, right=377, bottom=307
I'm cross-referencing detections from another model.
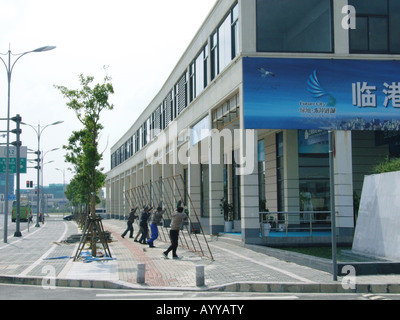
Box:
left=257, top=67, right=275, bottom=78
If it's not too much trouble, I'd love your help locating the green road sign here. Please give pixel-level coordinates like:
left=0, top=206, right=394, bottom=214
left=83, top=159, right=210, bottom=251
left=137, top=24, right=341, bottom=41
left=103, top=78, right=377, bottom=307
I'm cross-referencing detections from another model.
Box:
left=0, top=146, right=28, bottom=173
left=0, top=157, right=27, bottom=174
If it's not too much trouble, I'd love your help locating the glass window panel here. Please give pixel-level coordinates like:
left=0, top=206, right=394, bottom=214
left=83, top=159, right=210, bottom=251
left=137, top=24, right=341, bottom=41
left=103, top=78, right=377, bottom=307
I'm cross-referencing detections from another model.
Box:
left=195, top=50, right=205, bottom=97
left=370, top=16, right=389, bottom=52
left=256, top=0, right=333, bottom=53
left=350, top=17, right=368, bottom=52
left=200, top=164, right=209, bottom=217
left=203, top=45, right=208, bottom=88
left=389, top=0, right=400, bottom=53
left=219, top=14, right=232, bottom=72
left=211, top=31, right=218, bottom=79
left=349, top=0, right=387, bottom=15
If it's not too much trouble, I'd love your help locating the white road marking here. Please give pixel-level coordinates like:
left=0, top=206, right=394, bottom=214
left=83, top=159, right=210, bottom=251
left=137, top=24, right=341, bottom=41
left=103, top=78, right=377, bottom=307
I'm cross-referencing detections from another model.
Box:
left=19, top=222, right=69, bottom=277
left=211, top=245, right=315, bottom=283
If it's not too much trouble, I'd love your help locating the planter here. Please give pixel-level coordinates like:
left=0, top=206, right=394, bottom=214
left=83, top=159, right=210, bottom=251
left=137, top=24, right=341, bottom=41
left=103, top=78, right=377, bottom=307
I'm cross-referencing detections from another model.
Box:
left=224, top=221, right=233, bottom=233
left=263, top=223, right=271, bottom=237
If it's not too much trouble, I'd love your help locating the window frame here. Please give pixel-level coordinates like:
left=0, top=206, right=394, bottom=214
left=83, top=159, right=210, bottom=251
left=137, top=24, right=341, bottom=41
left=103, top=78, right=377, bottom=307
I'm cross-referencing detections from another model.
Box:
left=255, top=0, right=334, bottom=54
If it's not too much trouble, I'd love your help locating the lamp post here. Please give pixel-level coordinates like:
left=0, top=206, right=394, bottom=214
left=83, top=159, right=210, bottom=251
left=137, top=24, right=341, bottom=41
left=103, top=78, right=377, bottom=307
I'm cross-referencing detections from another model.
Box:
left=56, top=168, right=66, bottom=217
left=41, top=159, right=55, bottom=216
left=40, top=149, right=58, bottom=215
left=21, top=122, right=63, bottom=227
left=0, top=45, right=56, bottom=243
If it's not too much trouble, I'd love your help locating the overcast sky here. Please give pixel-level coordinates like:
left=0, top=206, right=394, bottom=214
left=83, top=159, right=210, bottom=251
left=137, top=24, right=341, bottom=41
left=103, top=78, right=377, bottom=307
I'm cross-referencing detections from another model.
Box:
left=0, top=0, right=216, bottom=187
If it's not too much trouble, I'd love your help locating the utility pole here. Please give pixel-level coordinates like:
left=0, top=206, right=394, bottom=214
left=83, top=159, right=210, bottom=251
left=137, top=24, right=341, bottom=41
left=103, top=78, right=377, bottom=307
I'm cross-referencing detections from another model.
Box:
left=11, top=115, right=22, bottom=237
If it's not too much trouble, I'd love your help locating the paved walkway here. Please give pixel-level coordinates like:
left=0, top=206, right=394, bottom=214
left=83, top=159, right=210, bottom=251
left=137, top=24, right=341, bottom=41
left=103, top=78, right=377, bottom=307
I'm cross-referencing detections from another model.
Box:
left=0, top=216, right=399, bottom=293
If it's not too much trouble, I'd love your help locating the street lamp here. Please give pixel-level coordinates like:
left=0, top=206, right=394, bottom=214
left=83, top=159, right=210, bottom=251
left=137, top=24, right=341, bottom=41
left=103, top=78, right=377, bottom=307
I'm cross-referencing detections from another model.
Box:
left=0, top=45, right=56, bottom=243
left=56, top=168, right=66, bottom=217
left=21, top=121, right=63, bottom=227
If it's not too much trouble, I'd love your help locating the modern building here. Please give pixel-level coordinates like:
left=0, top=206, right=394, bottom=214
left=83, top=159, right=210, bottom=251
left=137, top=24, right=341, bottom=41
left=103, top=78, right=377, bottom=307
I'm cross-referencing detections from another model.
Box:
left=20, top=184, right=69, bottom=213
left=106, top=0, right=400, bottom=245
left=0, top=173, right=14, bottom=215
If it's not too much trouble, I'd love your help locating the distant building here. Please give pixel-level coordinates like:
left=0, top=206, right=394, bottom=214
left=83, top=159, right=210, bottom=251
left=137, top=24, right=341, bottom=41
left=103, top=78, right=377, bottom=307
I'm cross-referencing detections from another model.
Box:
left=20, top=184, right=69, bottom=213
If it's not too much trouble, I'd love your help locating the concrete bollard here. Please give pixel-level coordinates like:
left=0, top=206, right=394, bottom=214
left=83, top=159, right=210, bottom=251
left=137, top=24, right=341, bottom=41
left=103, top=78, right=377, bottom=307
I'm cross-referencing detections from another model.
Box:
left=196, top=265, right=205, bottom=287
left=137, top=263, right=146, bottom=284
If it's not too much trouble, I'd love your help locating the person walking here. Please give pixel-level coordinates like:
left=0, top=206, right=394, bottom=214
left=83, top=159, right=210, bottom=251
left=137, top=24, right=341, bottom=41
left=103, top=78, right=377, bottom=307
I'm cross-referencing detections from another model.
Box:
left=121, top=207, right=138, bottom=238
left=163, top=206, right=187, bottom=259
left=138, top=206, right=152, bottom=244
left=147, top=206, right=165, bottom=248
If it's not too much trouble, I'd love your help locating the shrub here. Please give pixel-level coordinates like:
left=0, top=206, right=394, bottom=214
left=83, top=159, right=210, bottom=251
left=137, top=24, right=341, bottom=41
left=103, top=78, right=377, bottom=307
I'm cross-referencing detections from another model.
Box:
left=372, top=157, right=400, bottom=174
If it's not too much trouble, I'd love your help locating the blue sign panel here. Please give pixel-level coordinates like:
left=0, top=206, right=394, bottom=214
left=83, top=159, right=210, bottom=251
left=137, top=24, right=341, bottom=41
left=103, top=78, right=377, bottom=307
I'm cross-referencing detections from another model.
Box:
left=243, top=57, right=400, bottom=130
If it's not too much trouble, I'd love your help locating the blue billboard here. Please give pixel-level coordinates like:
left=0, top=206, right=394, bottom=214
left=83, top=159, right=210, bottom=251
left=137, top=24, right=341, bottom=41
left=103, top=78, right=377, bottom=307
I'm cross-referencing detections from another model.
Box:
left=243, top=57, right=400, bottom=130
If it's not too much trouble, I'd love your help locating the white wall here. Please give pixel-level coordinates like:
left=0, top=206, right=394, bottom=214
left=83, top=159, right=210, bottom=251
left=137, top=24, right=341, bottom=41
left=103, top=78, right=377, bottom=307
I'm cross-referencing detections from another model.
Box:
left=353, top=171, right=400, bottom=260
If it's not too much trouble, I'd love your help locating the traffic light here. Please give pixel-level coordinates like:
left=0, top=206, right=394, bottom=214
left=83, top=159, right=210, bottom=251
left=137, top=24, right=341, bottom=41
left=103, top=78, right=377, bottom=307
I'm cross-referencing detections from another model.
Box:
left=35, top=189, right=37, bottom=194
left=30, top=181, right=33, bottom=188
left=11, top=115, right=22, bottom=148
left=26, top=181, right=30, bottom=188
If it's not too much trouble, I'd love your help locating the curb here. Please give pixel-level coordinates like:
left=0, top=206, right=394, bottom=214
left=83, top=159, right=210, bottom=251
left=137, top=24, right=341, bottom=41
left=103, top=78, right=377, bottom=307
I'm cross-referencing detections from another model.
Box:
left=1, top=275, right=400, bottom=294
left=207, top=281, right=400, bottom=294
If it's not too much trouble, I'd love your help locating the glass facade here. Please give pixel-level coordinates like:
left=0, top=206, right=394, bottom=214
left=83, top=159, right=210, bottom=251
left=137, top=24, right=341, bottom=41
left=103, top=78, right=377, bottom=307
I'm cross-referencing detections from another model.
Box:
left=211, top=3, right=240, bottom=80
left=200, top=163, right=209, bottom=217
left=258, top=139, right=266, bottom=212
left=298, top=130, right=330, bottom=223
left=349, top=0, right=400, bottom=53
left=111, top=2, right=239, bottom=170
left=256, top=0, right=333, bottom=53
left=276, top=132, right=284, bottom=212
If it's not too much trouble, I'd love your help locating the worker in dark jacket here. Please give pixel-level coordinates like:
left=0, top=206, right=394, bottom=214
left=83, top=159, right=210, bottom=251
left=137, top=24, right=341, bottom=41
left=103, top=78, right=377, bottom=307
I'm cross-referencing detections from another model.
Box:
left=121, top=208, right=138, bottom=238
left=138, top=206, right=152, bottom=244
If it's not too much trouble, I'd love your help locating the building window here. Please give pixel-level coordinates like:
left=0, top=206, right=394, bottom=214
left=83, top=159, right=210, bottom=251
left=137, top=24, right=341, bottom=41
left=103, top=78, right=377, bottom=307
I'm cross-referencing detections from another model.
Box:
left=161, top=102, right=166, bottom=130
left=191, top=115, right=210, bottom=146
left=212, top=93, right=239, bottom=131
left=167, top=91, right=174, bottom=125
left=200, top=163, right=209, bottom=217
left=211, top=3, right=239, bottom=80
left=130, top=136, right=134, bottom=156
left=298, top=130, right=330, bottom=222
left=232, top=150, right=241, bottom=220
left=120, top=145, right=124, bottom=164
left=189, top=62, right=195, bottom=102
left=190, top=44, right=208, bottom=102
left=111, top=153, right=115, bottom=169
left=154, top=106, right=161, bottom=136
left=219, top=13, right=233, bottom=72
left=349, top=0, right=400, bottom=54
left=231, top=4, right=239, bottom=58
left=256, top=0, right=333, bottom=53
left=190, top=44, right=208, bottom=101
left=132, top=135, right=136, bottom=155
left=211, top=31, right=218, bottom=80
left=258, top=139, right=267, bottom=212
left=136, top=129, right=141, bottom=152
left=276, top=132, right=284, bottom=212
left=125, top=141, right=130, bottom=160
left=176, top=72, right=188, bottom=115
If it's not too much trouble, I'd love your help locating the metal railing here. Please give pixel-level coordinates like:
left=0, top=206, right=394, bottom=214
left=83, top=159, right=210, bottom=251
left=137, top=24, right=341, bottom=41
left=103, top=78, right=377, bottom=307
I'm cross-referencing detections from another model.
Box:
left=259, top=211, right=332, bottom=238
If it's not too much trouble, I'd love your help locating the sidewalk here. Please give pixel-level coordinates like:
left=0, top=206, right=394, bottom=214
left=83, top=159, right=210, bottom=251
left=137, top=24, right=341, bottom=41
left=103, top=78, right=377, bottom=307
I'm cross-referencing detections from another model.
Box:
left=0, top=217, right=399, bottom=294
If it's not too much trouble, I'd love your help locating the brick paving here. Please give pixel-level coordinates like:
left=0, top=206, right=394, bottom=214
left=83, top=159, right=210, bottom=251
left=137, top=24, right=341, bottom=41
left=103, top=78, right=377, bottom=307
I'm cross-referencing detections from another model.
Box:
left=0, top=216, right=399, bottom=293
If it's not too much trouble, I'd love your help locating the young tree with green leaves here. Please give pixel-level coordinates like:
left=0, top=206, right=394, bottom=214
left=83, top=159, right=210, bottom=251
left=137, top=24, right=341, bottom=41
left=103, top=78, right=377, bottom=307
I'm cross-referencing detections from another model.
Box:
left=55, top=71, right=114, bottom=219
